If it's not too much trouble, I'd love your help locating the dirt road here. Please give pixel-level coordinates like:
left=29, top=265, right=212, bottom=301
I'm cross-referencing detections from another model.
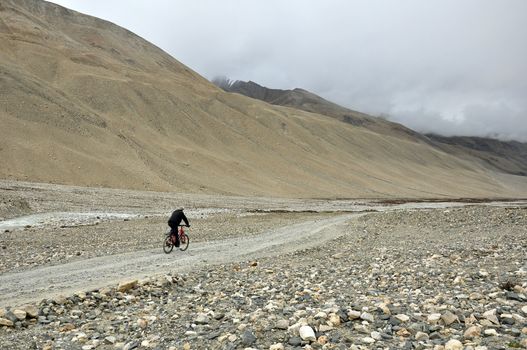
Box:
left=0, top=214, right=357, bottom=308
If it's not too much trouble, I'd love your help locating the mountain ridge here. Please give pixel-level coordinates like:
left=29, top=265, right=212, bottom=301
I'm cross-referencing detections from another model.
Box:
left=214, top=78, right=527, bottom=177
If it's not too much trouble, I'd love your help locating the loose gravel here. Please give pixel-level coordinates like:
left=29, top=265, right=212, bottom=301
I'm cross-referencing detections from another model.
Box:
left=1, top=206, right=526, bottom=349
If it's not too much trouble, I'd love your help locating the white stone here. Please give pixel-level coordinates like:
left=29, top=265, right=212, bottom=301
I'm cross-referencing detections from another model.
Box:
left=483, top=309, right=499, bottom=325
left=104, top=336, right=116, bottom=344
left=194, top=313, right=210, bottom=325
left=483, top=329, right=498, bottom=337
left=444, top=339, right=463, bottom=350
left=76, top=332, right=88, bottom=341
left=362, top=337, right=375, bottom=344
left=269, top=343, right=284, bottom=350
left=287, top=321, right=304, bottom=335
left=513, top=313, right=525, bottom=323
left=360, top=312, right=374, bottom=323
left=299, top=325, right=316, bottom=341
left=314, top=311, right=327, bottom=319
left=395, top=314, right=410, bottom=322
left=12, top=309, right=27, bottom=320
left=522, top=305, right=527, bottom=315
left=427, top=313, right=441, bottom=323
left=318, top=324, right=334, bottom=332
left=415, top=331, right=429, bottom=341
left=370, top=331, right=382, bottom=340
left=348, top=310, right=361, bottom=320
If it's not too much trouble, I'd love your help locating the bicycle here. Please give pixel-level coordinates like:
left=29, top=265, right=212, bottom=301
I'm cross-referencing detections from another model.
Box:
left=163, top=225, right=190, bottom=253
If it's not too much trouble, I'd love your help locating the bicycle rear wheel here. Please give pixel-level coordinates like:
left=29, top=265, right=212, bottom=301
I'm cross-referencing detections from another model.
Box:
left=179, top=233, right=189, bottom=251
left=163, top=235, right=174, bottom=254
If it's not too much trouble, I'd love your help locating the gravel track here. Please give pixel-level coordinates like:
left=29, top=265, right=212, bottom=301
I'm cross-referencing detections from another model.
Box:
left=0, top=214, right=356, bottom=308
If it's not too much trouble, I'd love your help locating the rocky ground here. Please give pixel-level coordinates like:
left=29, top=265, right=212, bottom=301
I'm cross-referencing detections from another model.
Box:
left=0, top=211, right=334, bottom=273
left=1, top=205, right=526, bottom=349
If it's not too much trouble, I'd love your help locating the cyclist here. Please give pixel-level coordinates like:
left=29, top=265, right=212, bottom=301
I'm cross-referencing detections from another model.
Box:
left=168, top=207, right=190, bottom=247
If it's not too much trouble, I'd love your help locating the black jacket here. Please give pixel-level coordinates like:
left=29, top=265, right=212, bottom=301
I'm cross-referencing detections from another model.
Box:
left=168, top=209, right=189, bottom=228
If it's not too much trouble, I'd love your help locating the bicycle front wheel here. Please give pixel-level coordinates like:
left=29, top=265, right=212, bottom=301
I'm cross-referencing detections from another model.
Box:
left=179, top=233, right=189, bottom=251
left=163, top=235, right=174, bottom=254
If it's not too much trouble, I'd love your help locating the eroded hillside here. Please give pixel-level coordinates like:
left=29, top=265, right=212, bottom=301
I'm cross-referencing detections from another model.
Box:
left=1, top=0, right=526, bottom=198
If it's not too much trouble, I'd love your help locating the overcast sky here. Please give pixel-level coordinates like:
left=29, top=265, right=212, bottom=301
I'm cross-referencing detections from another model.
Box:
left=50, top=0, right=527, bottom=141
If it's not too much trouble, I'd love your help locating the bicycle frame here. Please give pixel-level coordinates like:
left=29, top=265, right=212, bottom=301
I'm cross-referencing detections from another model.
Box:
left=170, top=226, right=187, bottom=244
left=179, top=226, right=187, bottom=243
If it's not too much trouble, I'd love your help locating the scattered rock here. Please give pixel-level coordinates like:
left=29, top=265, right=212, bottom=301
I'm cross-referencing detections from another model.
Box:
left=483, top=328, right=498, bottom=337
left=395, top=314, right=409, bottom=322
left=117, top=280, right=138, bottom=292
left=0, top=318, right=14, bottom=327
left=441, top=311, right=458, bottom=325
left=275, top=319, right=289, bottom=330
left=299, top=325, right=316, bottom=342
left=12, top=309, right=26, bottom=320
left=104, top=336, right=116, bottom=344
left=1, top=205, right=526, bottom=349
left=360, top=312, right=374, bottom=323
left=464, top=325, right=481, bottom=339
left=415, top=331, right=429, bottom=341
left=348, top=310, right=361, bottom=320
left=288, top=336, right=302, bottom=346
left=241, top=330, right=257, bottom=346
left=23, top=305, right=38, bottom=318
left=194, top=313, right=209, bottom=325
left=444, top=339, right=463, bottom=350
left=428, top=313, right=441, bottom=324
left=362, top=336, right=375, bottom=344
left=483, top=309, right=500, bottom=325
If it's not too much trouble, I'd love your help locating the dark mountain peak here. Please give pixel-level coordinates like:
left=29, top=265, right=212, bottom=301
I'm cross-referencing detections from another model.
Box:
left=212, top=78, right=429, bottom=141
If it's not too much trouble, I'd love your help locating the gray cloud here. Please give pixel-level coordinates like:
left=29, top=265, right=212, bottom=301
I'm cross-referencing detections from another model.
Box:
left=50, top=0, right=527, bottom=140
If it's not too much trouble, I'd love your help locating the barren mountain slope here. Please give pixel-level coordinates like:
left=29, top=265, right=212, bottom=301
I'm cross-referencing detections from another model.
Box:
left=427, top=134, right=527, bottom=176
left=1, top=0, right=526, bottom=198
left=217, top=79, right=527, bottom=179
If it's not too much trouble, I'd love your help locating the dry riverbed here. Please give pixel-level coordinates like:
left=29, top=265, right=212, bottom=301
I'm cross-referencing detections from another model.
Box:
left=1, top=204, right=526, bottom=349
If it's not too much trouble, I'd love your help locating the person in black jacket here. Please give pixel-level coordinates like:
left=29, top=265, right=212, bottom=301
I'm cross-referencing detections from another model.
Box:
left=168, top=208, right=190, bottom=247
